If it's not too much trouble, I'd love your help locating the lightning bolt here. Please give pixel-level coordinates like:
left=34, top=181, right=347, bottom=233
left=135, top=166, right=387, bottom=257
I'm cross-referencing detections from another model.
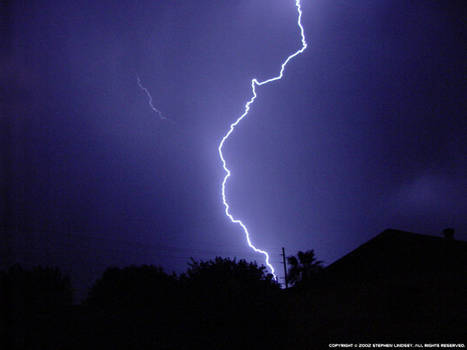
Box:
left=218, top=0, right=308, bottom=280
left=137, top=75, right=168, bottom=121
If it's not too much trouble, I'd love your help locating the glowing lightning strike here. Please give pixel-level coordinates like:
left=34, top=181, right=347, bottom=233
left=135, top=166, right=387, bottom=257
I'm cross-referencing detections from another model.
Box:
left=218, top=0, right=307, bottom=280
left=136, top=75, right=168, bottom=121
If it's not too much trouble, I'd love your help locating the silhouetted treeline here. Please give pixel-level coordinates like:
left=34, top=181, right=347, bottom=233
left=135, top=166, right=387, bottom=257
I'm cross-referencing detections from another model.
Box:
left=1, top=258, right=284, bottom=349
left=2, top=233, right=466, bottom=349
left=77, top=258, right=284, bottom=349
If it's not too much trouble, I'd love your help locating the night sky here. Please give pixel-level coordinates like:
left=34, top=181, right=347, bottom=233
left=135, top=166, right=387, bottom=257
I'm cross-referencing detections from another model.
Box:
left=2, top=0, right=466, bottom=298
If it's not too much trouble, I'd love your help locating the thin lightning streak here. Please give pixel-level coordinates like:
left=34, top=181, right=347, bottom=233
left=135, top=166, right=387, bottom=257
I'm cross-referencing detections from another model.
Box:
left=218, top=0, right=308, bottom=280
left=136, top=75, right=167, bottom=121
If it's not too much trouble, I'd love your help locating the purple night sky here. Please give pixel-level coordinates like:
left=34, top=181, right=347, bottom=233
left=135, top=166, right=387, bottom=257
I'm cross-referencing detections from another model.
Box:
left=2, top=0, right=466, bottom=297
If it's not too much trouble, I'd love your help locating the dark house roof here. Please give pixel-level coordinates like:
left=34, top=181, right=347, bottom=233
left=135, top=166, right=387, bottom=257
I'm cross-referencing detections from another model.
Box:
left=324, top=228, right=467, bottom=287
left=293, top=229, right=467, bottom=344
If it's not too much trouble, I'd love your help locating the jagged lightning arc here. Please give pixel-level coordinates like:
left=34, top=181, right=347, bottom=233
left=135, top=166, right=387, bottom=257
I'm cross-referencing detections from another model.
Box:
left=137, top=75, right=167, bottom=121
left=218, top=0, right=308, bottom=279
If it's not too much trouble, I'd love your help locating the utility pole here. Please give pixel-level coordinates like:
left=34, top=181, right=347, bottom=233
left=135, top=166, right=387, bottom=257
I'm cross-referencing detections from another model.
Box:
left=281, top=247, right=288, bottom=289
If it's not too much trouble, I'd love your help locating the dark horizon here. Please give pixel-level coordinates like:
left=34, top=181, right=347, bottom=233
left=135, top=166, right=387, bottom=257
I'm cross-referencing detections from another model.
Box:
left=2, top=0, right=467, bottom=300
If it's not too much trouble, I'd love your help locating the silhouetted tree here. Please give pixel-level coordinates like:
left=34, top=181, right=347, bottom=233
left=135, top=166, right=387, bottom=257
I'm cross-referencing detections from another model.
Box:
left=83, top=265, right=180, bottom=349
left=1, top=265, right=72, bottom=349
left=183, top=256, right=277, bottom=289
left=180, top=257, right=283, bottom=349
left=181, top=256, right=279, bottom=313
left=86, top=265, right=177, bottom=310
left=287, top=250, right=323, bottom=288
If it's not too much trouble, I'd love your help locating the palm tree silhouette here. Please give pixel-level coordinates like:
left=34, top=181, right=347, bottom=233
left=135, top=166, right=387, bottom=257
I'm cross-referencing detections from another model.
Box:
left=287, top=250, right=323, bottom=288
